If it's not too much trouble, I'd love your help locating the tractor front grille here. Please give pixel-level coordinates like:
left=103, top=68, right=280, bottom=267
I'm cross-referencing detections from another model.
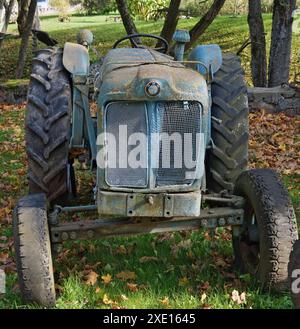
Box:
left=104, top=101, right=202, bottom=189
left=105, top=102, right=148, bottom=188
left=156, top=101, right=201, bottom=186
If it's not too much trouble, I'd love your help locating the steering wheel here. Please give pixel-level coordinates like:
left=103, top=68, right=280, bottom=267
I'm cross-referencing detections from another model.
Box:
left=112, top=33, right=169, bottom=54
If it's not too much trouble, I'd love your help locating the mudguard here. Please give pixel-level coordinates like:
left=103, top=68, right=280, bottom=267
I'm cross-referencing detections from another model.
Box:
left=63, top=42, right=90, bottom=76
left=189, top=44, right=222, bottom=77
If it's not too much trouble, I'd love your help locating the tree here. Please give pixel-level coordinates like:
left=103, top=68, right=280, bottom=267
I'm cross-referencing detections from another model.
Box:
left=185, top=0, right=226, bottom=51
left=116, top=0, right=138, bottom=35
left=248, top=0, right=267, bottom=87
left=0, top=0, right=15, bottom=50
left=268, top=0, right=296, bottom=87
left=82, top=0, right=116, bottom=15
left=115, top=0, right=142, bottom=45
left=16, top=0, right=37, bottom=78
left=158, top=0, right=181, bottom=46
left=17, top=0, right=30, bottom=35
left=1, top=0, right=15, bottom=33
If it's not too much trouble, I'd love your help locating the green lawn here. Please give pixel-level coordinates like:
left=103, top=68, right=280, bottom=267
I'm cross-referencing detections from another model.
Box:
left=0, top=14, right=299, bottom=309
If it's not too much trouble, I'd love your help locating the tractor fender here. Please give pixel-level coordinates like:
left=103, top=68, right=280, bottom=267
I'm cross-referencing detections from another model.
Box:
left=188, top=44, right=222, bottom=77
left=63, top=42, right=90, bottom=76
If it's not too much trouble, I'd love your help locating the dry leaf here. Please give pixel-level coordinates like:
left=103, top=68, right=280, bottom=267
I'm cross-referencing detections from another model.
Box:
left=231, top=290, right=247, bottom=305
left=201, top=293, right=207, bottom=304
left=116, top=271, right=137, bottom=281
left=95, top=287, right=102, bottom=294
left=116, top=245, right=127, bottom=255
left=101, top=274, right=112, bottom=285
left=84, top=270, right=99, bottom=286
left=120, top=294, right=129, bottom=301
left=127, top=283, right=138, bottom=292
left=179, top=276, right=189, bottom=286
left=161, top=297, right=170, bottom=308
left=139, top=256, right=158, bottom=263
left=103, top=294, right=114, bottom=305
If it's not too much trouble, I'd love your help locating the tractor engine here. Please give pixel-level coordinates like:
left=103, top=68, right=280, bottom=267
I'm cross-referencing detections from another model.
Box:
left=95, top=48, right=209, bottom=218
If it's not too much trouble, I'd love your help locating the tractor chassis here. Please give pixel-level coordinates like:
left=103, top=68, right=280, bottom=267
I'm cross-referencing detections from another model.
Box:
left=49, top=194, right=245, bottom=245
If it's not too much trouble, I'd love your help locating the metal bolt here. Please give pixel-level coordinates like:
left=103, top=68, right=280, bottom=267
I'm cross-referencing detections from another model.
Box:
left=147, top=195, right=154, bottom=205
left=70, top=232, right=77, bottom=240
left=61, top=232, right=69, bottom=241
left=87, top=230, right=94, bottom=239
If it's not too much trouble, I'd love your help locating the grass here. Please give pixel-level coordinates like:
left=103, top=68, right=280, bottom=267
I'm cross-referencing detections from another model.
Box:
left=0, top=14, right=299, bottom=309
left=0, top=79, right=29, bottom=89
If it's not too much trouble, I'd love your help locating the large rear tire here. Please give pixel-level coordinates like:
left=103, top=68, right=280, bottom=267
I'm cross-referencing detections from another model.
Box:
left=233, top=169, right=298, bottom=291
left=26, top=47, right=72, bottom=203
left=13, top=194, right=56, bottom=307
left=207, top=54, right=249, bottom=193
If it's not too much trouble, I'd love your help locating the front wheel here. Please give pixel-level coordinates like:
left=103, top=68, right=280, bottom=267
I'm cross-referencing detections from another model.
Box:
left=13, top=194, right=56, bottom=307
left=233, top=169, right=298, bottom=291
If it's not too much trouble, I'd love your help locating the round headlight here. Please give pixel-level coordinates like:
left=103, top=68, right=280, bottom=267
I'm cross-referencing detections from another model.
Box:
left=145, top=81, right=161, bottom=97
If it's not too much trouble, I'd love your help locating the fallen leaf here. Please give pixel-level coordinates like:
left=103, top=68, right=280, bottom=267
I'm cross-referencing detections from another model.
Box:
left=84, top=270, right=99, bottom=286
left=201, top=293, right=207, bottom=304
left=120, top=294, right=129, bottom=301
left=139, top=256, right=158, bottom=263
left=101, top=274, right=112, bottom=285
left=116, top=245, right=127, bottom=255
left=179, top=276, right=189, bottom=286
left=160, top=297, right=170, bottom=308
left=127, top=283, right=138, bottom=292
left=116, top=271, right=137, bottom=281
left=231, top=290, right=247, bottom=305
left=199, top=281, right=211, bottom=292
left=95, top=287, right=102, bottom=294
left=103, top=294, right=114, bottom=305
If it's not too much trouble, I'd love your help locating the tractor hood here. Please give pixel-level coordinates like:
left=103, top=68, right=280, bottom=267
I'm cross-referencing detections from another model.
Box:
left=96, top=48, right=208, bottom=109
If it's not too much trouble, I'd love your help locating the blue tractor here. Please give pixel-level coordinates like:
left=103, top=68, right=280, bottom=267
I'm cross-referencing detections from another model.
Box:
left=14, top=30, right=299, bottom=307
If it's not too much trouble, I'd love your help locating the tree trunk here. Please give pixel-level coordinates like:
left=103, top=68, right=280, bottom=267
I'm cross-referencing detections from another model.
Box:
left=32, top=7, right=40, bottom=51
left=17, top=0, right=30, bottom=36
left=248, top=0, right=267, bottom=87
left=268, top=0, right=296, bottom=87
left=2, top=0, right=15, bottom=32
left=16, top=0, right=37, bottom=78
left=0, top=0, right=15, bottom=50
left=185, top=0, right=226, bottom=51
left=158, top=0, right=181, bottom=47
left=116, top=0, right=138, bottom=36
left=0, top=0, right=5, bottom=31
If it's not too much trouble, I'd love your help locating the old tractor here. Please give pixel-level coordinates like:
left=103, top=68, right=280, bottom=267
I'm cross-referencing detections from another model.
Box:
left=14, top=29, right=298, bottom=307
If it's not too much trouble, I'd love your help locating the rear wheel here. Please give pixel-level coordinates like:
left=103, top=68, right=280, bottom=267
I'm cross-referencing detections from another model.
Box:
left=13, top=194, right=56, bottom=307
left=207, top=53, right=249, bottom=193
left=26, top=47, right=73, bottom=203
left=289, top=240, right=300, bottom=308
left=233, top=169, right=298, bottom=291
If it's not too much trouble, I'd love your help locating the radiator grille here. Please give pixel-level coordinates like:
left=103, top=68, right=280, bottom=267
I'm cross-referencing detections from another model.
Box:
left=105, top=102, right=148, bottom=188
left=156, top=101, right=201, bottom=186
left=104, top=101, right=201, bottom=189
